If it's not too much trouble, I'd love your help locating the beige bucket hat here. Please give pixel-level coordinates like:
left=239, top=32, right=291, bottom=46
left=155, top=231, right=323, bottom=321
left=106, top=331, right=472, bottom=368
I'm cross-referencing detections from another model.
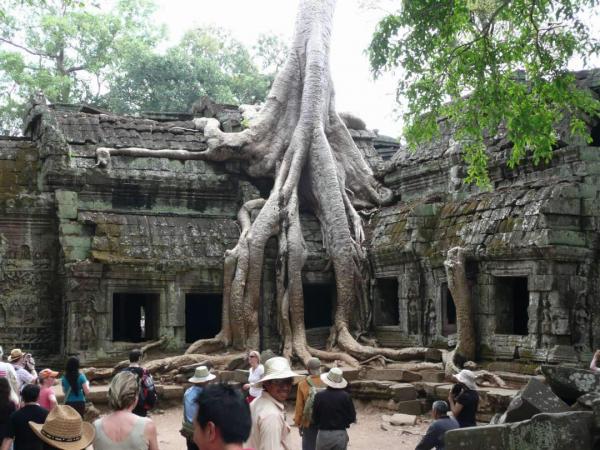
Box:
left=454, top=369, right=478, bottom=390
left=188, top=366, right=216, bottom=384
left=29, top=405, right=95, bottom=450
left=252, top=356, right=302, bottom=388
left=320, top=367, right=348, bottom=389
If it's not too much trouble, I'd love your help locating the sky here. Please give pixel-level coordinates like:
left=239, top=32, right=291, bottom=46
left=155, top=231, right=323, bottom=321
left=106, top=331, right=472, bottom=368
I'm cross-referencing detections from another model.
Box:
left=153, top=0, right=404, bottom=137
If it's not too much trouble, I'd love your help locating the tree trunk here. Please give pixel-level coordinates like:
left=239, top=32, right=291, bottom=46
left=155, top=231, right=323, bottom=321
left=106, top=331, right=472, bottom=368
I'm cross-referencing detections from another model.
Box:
left=99, top=0, right=430, bottom=366
left=443, top=247, right=476, bottom=374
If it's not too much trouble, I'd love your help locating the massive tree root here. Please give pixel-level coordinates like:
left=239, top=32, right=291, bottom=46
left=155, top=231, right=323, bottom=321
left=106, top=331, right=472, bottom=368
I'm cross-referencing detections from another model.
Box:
left=100, top=0, right=432, bottom=367
left=443, top=247, right=477, bottom=376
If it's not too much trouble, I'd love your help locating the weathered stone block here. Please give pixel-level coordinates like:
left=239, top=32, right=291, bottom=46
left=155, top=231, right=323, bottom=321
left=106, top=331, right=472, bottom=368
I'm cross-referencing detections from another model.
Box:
left=55, top=190, right=78, bottom=219
left=445, top=411, right=593, bottom=450
left=363, top=368, right=422, bottom=382
left=396, top=399, right=422, bottom=415
left=389, top=383, right=418, bottom=401
left=500, top=378, right=569, bottom=423
left=382, top=413, right=417, bottom=426
left=541, top=365, right=600, bottom=402
left=420, top=371, right=446, bottom=383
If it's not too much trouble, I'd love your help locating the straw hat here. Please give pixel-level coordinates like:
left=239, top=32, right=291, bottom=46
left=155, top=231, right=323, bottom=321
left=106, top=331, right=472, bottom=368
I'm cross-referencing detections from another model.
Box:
left=8, top=348, right=23, bottom=362
left=29, top=405, right=95, bottom=450
left=320, top=367, right=348, bottom=389
left=252, top=357, right=302, bottom=388
left=188, top=366, right=216, bottom=384
left=454, top=369, right=478, bottom=391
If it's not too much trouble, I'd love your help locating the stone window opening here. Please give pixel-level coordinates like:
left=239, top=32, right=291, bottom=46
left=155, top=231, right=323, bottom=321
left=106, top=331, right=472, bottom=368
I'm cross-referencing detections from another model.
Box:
left=441, top=283, right=457, bottom=336
left=374, top=278, right=399, bottom=326
left=185, top=293, right=222, bottom=343
left=494, top=276, right=529, bottom=335
left=591, top=120, right=600, bottom=147
left=303, top=283, right=334, bottom=329
left=112, top=293, right=159, bottom=342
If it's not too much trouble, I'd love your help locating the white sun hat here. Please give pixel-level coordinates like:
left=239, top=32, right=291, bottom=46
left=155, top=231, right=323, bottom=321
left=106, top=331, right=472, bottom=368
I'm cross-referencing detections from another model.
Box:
left=188, top=366, right=217, bottom=384
left=454, top=369, right=478, bottom=390
left=252, top=356, right=302, bottom=388
left=320, top=367, right=348, bottom=389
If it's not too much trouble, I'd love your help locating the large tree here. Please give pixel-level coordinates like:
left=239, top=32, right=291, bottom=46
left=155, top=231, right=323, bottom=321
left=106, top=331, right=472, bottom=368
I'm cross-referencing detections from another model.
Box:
left=369, top=0, right=600, bottom=187
left=98, top=0, right=430, bottom=365
left=99, top=27, right=282, bottom=114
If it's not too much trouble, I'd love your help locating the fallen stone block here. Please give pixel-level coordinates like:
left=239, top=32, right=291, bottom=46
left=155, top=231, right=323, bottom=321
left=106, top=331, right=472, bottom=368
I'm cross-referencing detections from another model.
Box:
left=500, top=377, right=569, bottom=423
left=363, top=368, right=422, bottom=382
left=396, top=399, right=422, bottom=415
left=383, top=413, right=418, bottom=426
left=341, top=368, right=361, bottom=381
left=445, top=411, right=593, bottom=450
left=572, top=392, right=600, bottom=411
left=541, top=365, right=600, bottom=402
left=349, top=380, right=394, bottom=400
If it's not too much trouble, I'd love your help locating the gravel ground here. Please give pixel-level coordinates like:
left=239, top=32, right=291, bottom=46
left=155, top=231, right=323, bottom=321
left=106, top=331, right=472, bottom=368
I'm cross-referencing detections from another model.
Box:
left=149, top=402, right=429, bottom=450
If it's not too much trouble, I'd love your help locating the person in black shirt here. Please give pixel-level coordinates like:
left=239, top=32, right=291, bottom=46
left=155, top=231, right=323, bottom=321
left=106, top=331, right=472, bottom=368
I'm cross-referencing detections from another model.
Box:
left=312, top=368, right=355, bottom=450
left=448, top=369, right=479, bottom=428
left=123, top=349, right=157, bottom=417
left=1, top=384, right=48, bottom=450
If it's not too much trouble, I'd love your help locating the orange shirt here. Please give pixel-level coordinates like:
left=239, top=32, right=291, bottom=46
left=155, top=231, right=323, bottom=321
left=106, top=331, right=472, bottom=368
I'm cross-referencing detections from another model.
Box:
left=294, top=375, right=325, bottom=428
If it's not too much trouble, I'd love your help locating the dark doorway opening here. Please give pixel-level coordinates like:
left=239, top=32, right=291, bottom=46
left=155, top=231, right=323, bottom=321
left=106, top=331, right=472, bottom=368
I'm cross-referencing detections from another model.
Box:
left=185, top=294, right=222, bottom=343
left=441, top=283, right=457, bottom=336
left=591, top=121, right=600, bottom=147
left=374, top=278, right=399, bottom=326
left=113, top=293, right=159, bottom=342
left=303, top=284, right=333, bottom=329
left=495, top=277, right=529, bottom=335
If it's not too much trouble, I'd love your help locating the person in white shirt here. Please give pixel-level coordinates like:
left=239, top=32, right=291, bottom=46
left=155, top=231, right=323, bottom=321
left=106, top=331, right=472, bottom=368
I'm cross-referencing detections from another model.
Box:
left=246, top=357, right=302, bottom=450
left=0, top=347, right=19, bottom=404
left=242, top=350, right=264, bottom=403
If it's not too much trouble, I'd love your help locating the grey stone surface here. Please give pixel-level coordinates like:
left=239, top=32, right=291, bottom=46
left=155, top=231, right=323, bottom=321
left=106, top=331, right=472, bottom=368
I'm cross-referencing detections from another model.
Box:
left=445, top=411, right=594, bottom=450
left=542, top=365, right=600, bottom=402
left=500, top=378, right=569, bottom=423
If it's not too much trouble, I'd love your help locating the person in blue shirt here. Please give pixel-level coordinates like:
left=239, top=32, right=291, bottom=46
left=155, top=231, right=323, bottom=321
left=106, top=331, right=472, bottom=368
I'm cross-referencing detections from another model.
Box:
left=181, top=366, right=216, bottom=450
left=416, top=401, right=459, bottom=450
left=61, top=356, right=90, bottom=418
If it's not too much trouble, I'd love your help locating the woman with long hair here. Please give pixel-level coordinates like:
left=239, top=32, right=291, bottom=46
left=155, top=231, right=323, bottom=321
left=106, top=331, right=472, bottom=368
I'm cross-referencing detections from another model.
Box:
left=93, top=371, right=159, bottom=450
left=61, top=356, right=90, bottom=417
left=0, top=378, right=17, bottom=445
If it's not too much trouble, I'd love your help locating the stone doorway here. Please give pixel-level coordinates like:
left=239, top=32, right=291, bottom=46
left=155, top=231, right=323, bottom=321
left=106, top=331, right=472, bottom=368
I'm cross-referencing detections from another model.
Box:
left=374, top=278, right=399, bottom=326
left=495, top=276, right=529, bottom=335
left=112, top=293, right=159, bottom=342
left=185, top=293, right=222, bottom=343
left=303, top=283, right=334, bottom=329
left=441, top=283, right=457, bottom=336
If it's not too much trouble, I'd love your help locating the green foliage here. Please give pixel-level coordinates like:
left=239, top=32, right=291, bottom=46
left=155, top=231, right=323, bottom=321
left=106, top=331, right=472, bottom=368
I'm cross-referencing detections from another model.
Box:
left=0, top=0, right=163, bottom=134
left=99, top=27, right=282, bottom=114
left=369, top=0, right=600, bottom=187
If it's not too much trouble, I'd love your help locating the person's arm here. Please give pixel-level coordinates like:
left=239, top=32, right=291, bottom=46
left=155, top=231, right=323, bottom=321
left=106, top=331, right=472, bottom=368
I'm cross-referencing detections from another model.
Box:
left=448, top=392, right=464, bottom=418
left=293, top=382, right=307, bottom=427
left=258, top=413, right=285, bottom=450
left=0, top=438, right=14, bottom=450
left=81, top=374, right=91, bottom=396
left=145, top=419, right=160, bottom=450
left=591, top=350, right=600, bottom=372
left=49, top=392, right=58, bottom=409
left=415, top=422, right=439, bottom=450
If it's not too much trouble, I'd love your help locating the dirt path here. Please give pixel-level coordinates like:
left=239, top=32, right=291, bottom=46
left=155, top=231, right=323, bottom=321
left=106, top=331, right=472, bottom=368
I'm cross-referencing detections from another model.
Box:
left=150, top=403, right=429, bottom=450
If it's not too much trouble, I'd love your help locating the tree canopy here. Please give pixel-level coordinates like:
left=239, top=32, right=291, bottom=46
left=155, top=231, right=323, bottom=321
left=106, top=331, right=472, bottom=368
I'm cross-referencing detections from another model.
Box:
left=0, top=0, right=285, bottom=134
left=369, top=0, right=600, bottom=187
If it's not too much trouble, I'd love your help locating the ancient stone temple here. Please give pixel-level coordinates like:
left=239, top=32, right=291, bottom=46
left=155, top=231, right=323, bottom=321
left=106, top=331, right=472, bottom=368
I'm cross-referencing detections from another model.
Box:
left=1, top=70, right=599, bottom=366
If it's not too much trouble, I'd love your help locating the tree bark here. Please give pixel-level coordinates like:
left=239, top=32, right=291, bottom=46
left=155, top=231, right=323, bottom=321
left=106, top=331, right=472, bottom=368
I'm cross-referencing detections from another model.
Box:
left=98, top=0, right=430, bottom=366
left=443, top=247, right=476, bottom=374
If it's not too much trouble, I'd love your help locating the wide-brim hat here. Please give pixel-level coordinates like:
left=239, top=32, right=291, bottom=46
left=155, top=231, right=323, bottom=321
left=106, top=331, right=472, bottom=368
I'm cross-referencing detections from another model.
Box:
left=455, top=369, right=478, bottom=390
left=29, top=405, right=95, bottom=450
left=8, top=348, right=23, bottom=362
left=188, top=365, right=216, bottom=384
left=320, top=367, right=348, bottom=389
left=252, top=356, right=302, bottom=388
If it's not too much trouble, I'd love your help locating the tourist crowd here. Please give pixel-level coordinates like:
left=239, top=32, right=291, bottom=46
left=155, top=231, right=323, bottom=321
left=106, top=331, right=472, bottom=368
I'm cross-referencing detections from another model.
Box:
left=0, top=343, right=490, bottom=450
